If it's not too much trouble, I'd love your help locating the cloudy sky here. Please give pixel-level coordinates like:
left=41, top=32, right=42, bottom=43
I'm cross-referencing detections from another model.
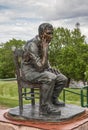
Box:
left=0, top=0, right=88, bottom=43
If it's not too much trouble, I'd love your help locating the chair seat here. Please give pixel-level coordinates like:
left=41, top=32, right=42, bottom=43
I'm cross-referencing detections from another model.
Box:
left=20, top=77, right=41, bottom=88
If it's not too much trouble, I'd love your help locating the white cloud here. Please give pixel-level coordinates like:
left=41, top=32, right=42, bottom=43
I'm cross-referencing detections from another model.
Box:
left=0, top=0, right=88, bottom=43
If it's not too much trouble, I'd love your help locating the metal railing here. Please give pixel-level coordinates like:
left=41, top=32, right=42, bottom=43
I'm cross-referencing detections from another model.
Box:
left=0, top=78, right=16, bottom=81
left=63, top=85, right=88, bottom=107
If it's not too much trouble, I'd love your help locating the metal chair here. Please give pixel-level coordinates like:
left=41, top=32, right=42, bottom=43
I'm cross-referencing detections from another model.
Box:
left=12, top=48, right=42, bottom=114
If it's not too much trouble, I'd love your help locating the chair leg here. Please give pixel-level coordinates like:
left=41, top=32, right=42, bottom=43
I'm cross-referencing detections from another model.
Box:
left=18, top=88, right=23, bottom=115
left=39, top=87, right=42, bottom=113
left=31, top=88, right=35, bottom=105
left=63, top=89, right=66, bottom=103
left=24, top=88, right=27, bottom=98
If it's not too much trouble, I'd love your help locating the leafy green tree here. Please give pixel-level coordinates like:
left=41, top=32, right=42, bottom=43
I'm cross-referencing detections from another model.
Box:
left=0, top=39, right=25, bottom=78
left=49, top=26, right=88, bottom=85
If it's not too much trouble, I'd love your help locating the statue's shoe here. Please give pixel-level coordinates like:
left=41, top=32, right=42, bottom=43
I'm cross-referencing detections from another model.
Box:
left=53, top=100, right=65, bottom=107
left=40, top=105, right=61, bottom=115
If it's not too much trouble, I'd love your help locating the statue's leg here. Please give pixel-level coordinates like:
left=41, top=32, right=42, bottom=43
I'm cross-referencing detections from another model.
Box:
left=52, top=73, right=68, bottom=106
left=40, top=81, right=54, bottom=112
left=35, top=71, right=61, bottom=115
left=25, top=70, right=61, bottom=114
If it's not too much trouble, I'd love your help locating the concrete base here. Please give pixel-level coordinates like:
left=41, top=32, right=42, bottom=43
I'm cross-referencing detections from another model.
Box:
left=0, top=108, right=88, bottom=130
left=0, top=122, right=38, bottom=130
left=0, top=109, right=38, bottom=130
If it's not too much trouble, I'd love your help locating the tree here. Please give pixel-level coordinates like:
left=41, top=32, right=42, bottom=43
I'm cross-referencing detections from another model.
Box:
left=0, top=39, right=25, bottom=78
left=49, top=26, right=88, bottom=85
left=84, top=65, right=88, bottom=84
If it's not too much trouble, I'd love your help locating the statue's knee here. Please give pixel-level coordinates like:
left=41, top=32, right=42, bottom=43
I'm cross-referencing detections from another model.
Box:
left=64, top=77, right=68, bottom=82
left=62, top=77, right=68, bottom=86
left=50, top=74, right=57, bottom=81
left=44, top=71, right=56, bottom=83
left=60, top=75, right=68, bottom=84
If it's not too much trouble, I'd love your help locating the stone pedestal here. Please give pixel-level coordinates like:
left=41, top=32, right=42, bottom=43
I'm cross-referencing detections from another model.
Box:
left=0, top=105, right=88, bottom=130
left=0, top=122, right=38, bottom=130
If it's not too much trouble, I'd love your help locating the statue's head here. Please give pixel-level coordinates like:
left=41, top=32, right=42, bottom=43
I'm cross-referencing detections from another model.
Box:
left=38, top=23, right=53, bottom=43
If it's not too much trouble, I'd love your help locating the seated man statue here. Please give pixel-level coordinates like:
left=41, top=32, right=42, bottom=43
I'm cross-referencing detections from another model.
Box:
left=21, top=23, right=68, bottom=115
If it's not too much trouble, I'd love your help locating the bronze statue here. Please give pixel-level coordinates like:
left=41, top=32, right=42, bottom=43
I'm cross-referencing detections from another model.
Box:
left=21, top=23, right=68, bottom=115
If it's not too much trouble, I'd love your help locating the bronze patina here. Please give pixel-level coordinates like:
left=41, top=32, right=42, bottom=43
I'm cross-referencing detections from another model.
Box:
left=21, top=23, right=68, bottom=115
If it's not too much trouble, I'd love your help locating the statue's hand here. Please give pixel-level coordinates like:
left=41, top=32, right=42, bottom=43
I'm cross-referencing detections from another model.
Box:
left=41, top=35, right=49, bottom=48
left=40, top=34, right=49, bottom=66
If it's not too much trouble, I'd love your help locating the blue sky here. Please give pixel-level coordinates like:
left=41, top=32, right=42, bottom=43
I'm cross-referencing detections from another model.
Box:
left=0, top=0, right=88, bottom=43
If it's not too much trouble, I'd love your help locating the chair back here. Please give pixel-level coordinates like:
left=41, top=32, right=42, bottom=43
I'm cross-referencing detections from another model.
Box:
left=13, top=48, right=24, bottom=82
left=12, top=47, right=41, bottom=111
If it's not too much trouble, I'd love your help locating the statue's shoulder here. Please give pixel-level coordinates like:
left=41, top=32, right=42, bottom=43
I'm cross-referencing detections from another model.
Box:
left=24, top=36, right=37, bottom=50
left=27, top=36, right=38, bottom=44
left=25, top=37, right=35, bottom=47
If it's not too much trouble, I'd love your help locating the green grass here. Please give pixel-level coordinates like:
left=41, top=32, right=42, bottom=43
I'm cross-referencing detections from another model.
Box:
left=0, top=81, right=18, bottom=107
left=0, top=80, right=87, bottom=108
left=0, top=81, right=31, bottom=108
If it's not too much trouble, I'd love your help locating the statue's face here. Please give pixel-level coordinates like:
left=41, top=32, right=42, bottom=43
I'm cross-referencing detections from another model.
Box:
left=41, top=28, right=53, bottom=43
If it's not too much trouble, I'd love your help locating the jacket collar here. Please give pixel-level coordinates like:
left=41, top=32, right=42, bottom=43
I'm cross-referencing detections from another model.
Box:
left=35, top=35, right=42, bottom=47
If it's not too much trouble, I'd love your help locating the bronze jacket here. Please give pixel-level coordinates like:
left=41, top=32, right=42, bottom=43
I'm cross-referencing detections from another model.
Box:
left=21, top=35, right=49, bottom=81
